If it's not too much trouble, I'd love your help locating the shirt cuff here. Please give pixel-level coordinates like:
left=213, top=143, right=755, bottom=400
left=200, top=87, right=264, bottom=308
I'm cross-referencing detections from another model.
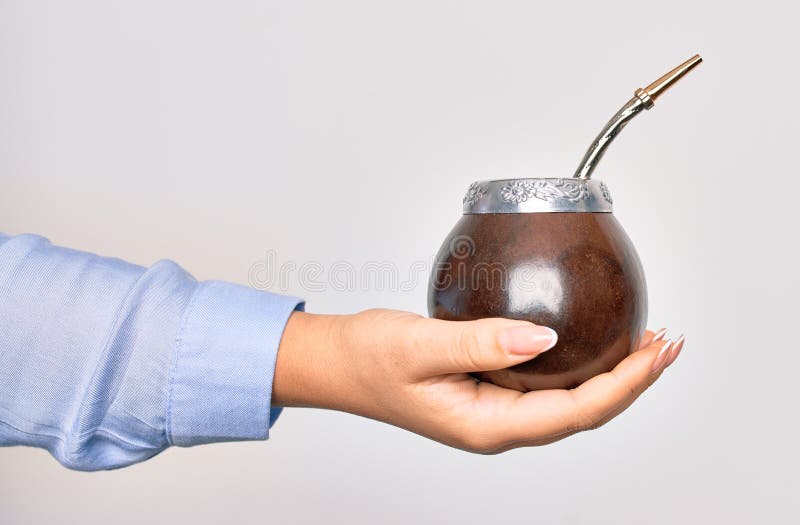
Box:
left=166, top=281, right=304, bottom=447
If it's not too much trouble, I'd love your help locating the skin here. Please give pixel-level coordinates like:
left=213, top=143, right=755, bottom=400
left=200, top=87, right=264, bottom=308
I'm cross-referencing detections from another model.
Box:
left=273, top=309, right=683, bottom=454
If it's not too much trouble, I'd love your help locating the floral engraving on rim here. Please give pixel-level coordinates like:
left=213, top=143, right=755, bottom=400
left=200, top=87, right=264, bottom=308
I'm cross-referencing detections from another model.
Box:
left=600, top=181, right=613, bottom=205
left=463, top=182, right=488, bottom=206
left=530, top=179, right=589, bottom=203
left=499, top=180, right=535, bottom=204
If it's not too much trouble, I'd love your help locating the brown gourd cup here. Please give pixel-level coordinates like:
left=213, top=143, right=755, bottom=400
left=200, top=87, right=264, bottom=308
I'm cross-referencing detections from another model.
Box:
left=428, top=179, right=646, bottom=391
left=427, top=55, right=702, bottom=392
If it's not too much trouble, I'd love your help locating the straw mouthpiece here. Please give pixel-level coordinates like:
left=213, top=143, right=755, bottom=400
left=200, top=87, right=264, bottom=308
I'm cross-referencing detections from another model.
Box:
left=637, top=54, right=703, bottom=107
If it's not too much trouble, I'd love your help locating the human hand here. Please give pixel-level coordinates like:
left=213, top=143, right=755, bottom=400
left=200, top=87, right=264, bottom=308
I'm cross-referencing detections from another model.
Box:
left=272, top=309, right=683, bottom=453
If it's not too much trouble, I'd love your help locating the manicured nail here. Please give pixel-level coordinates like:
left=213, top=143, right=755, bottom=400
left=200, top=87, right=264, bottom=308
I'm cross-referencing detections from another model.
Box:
left=651, top=340, right=673, bottom=373
left=498, top=325, right=558, bottom=356
left=652, top=328, right=667, bottom=342
left=666, top=334, right=685, bottom=367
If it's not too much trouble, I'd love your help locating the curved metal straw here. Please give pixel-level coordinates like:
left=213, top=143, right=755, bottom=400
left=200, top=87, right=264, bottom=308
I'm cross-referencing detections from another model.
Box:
left=573, top=54, right=703, bottom=180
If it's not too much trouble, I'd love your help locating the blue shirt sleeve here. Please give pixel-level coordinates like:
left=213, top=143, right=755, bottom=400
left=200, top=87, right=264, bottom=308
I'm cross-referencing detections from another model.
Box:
left=0, top=233, right=303, bottom=471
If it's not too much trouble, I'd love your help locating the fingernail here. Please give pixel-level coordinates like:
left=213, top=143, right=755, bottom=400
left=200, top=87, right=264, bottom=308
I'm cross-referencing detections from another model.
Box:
left=498, top=325, right=558, bottom=356
left=651, top=340, right=673, bottom=373
left=666, top=334, right=685, bottom=367
left=652, top=328, right=667, bottom=342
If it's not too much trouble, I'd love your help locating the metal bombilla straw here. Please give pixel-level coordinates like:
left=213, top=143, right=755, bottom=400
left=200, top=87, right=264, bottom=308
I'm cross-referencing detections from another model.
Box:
left=573, top=54, right=703, bottom=181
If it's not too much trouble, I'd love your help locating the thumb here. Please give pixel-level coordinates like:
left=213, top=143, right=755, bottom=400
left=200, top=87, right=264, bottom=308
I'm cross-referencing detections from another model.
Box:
left=411, top=317, right=558, bottom=376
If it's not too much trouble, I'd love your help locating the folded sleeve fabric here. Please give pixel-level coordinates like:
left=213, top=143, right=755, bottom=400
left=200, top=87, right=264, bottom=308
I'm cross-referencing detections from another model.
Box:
left=0, top=232, right=303, bottom=471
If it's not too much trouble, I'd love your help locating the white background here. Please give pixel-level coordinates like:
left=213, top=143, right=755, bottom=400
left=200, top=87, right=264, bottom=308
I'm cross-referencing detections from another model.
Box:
left=1, top=1, right=798, bottom=523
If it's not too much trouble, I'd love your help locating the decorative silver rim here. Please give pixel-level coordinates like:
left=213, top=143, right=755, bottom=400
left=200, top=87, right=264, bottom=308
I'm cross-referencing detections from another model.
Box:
left=462, top=178, right=613, bottom=214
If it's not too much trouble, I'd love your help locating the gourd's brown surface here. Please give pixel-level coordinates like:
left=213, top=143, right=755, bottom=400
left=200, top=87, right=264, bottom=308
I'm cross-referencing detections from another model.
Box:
left=428, top=212, right=647, bottom=392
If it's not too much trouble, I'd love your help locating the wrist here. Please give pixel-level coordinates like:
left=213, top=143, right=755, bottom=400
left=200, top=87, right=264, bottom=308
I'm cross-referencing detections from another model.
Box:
left=272, top=310, right=346, bottom=409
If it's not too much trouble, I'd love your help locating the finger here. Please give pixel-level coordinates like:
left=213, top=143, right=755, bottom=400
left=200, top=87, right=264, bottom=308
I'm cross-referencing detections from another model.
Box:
left=409, top=317, right=558, bottom=377
left=481, top=338, right=674, bottom=445
left=647, top=327, right=668, bottom=347
left=563, top=337, right=675, bottom=432
left=492, top=335, right=679, bottom=452
left=585, top=335, right=683, bottom=431
left=639, top=329, right=657, bottom=349
left=538, top=340, right=676, bottom=445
